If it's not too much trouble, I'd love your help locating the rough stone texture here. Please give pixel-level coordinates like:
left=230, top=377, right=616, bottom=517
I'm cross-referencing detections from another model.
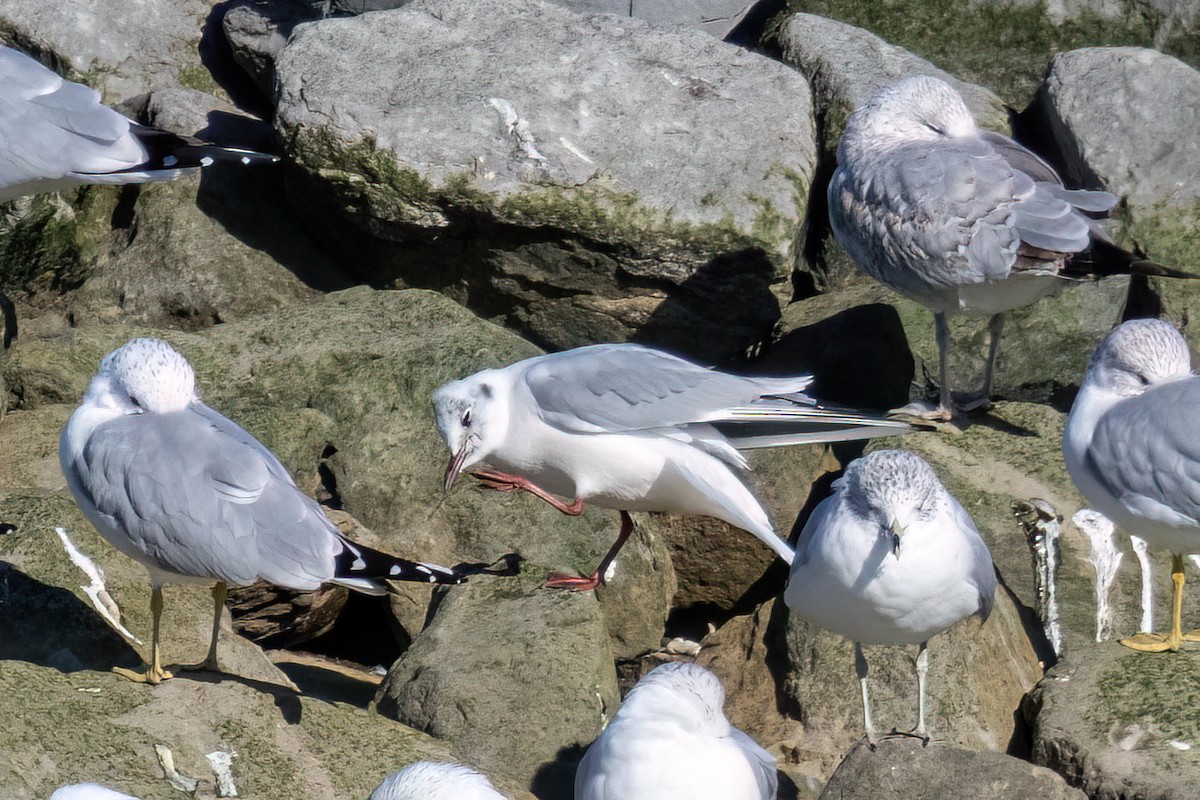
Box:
left=970, top=0, right=1198, bottom=36
left=1030, top=643, right=1200, bottom=799
left=820, top=738, right=1086, bottom=800
left=551, top=0, right=758, bottom=38
left=222, top=0, right=319, bottom=98
left=373, top=565, right=620, bottom=800
left=782, top=574, right=1044, bottom=781
left=775, top=277, right=1129, bottom=410
left=0, top=0, right=219, bottom=101
left=273, top=0, right=816, bottom=360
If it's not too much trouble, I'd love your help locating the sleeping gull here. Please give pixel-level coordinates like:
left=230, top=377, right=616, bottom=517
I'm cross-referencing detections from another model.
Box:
left=433, top=342, right=913, bottom=590
left=1064, top=318, right=1200, bottom=652
left=0, top=44, right=277, bottom=202
left=61, top=338, right=477, bottom=684
left=369, top=761, right=507, bottom=800
left=828, top=75, right=1194, bottom=420
left=785, top=449, right=996, bottom=744
left=575, top=661, right=777, bottom=799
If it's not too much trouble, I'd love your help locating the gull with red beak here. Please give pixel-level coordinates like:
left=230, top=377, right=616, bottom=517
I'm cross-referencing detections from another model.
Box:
left=433, top=342, right=913, bottom=591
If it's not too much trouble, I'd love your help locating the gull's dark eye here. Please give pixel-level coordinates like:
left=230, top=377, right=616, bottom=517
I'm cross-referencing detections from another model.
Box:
left=461, top=409, right=472, bottom=427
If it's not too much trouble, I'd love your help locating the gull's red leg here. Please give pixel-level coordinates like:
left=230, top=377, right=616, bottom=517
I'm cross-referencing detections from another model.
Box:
left=545, top=511, right=634, bottom=592
left=471, top=469, right=585, bottom=515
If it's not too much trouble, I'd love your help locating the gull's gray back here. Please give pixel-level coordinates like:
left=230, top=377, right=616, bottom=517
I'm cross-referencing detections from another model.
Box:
left=520, top=344, right=809, bottom=434
left=69, top=400, right=342, bottom=588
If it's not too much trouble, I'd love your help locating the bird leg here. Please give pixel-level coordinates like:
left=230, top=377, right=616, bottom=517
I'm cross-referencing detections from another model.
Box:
left=545, top=511, right=634, bottom=592
left=912, top=641, right=930, bottom=743
left=855, top=643, right=879, bottom=748
left=113, top=585, right=175, bottom=685
left=1121, top=555, right=1200, bottom=652
left=470, top=469, right=585, bottom=515
left=892, top=314, right=954, bottom=422
left=957, top=313, right=1004, bottom=412
left=177, top=582, right=227, bottom=674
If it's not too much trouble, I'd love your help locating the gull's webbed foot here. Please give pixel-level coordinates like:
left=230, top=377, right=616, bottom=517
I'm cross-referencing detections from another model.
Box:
left=113, top=663, right=174, bottom=685
left=889, top=400, right=954, bottom=424
left=544, top=571, right=602, bottom=592
left=1119, top=631, right=1188, bottom=652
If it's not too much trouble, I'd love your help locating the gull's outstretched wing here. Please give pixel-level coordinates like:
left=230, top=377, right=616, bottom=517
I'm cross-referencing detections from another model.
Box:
left=67, top=402, right=456, bottom=590
left=1086, top=379, right=1200, bottom=528
left=0, top=45, right=277, bottom=201
left=521, top=344, right=812, bottom=434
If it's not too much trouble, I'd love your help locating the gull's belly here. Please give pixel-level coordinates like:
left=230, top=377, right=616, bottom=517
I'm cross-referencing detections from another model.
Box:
left=953, top=273, right=1061, bottom=315
left=788, top=522, right=982, bottom=645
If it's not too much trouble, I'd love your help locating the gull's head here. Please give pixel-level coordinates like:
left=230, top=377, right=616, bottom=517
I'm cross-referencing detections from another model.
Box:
left=1085, top=318, right=1191, bottom=397
left=368, top=761, right=504, bottom=800
left=841, top=76, right=977, bottom=158
left=619, top=662, right=730, bottom=734
left=843, top=449, right=942, bottom=552
left=432, top=370, right=507, bottom=491
left=86, top=338, right=196, bottom=416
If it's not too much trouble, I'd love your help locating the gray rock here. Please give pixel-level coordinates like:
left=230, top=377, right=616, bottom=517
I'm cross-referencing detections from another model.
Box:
left=1030, top=643, right=1200, bottom=799
left=273, top=0, right=816, bottom=360
left=374, top=565, right=620, bottom=798
left=820, top=738, right=1085, bottom=799
left=550, top=0, right=758, bottom=38
left=0, top=0, right=219, bottom=101
left=222, top=0, right=320, bottom=97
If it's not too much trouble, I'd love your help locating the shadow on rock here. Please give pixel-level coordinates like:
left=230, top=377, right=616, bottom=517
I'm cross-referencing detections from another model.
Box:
left=529, top=742, right=586, bottom=800
left=0, top=562, right=141, bottom=673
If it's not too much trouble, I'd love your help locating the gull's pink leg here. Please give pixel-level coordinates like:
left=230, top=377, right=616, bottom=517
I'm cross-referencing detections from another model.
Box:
left=470, top=469, right=585, bottom=515
left=545, top=511, right=634, bottom=592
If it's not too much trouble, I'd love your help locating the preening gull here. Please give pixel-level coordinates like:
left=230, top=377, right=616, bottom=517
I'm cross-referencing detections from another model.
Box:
left=1064, top=318, right=1200, bottom=652
left=433, top=342, right=913, bottom=591
left=369, top=761, right=507, bottom=800
left=785, top=450, right=996, bottom=744
left=61, top=338, right=474, bottom=684
left=575, top=662, right=777, bottom=800
left=0, top=44, right=277, bottom=202
left=828, top=75, right=1194, bottom=420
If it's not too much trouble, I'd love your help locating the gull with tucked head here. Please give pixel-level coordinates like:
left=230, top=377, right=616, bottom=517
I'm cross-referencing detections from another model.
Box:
left=574, top=662, right=777, bottom=800
left=61, top=338, right=474, bottom=684
left=1064, top=318, right=1200, bottom=652
left=828, top=75, right=1194, bottom=420
left=785, top=449, right=996, bottom=744
left=433, top=342, right=913, bottom=591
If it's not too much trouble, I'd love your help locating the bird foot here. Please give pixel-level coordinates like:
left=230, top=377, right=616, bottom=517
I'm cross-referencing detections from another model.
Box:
left=175, top=656, right=220, bottom=675
left=544, top=571, right=602, bottom=592
left=470, top=469, right=527, bottom=493
left=113, top=664, right=174, bottom=685
left=889, top=400, right=958, bottom=425
left=883, top=728, right=932, bottom=746
left=1118, top=631, right=1198, bottom=652
left=953, top=390, right=993, bottom=413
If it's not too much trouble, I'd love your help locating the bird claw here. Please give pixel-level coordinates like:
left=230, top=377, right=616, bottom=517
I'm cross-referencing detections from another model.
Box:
left=113, top=664, right=174, bottom=685
left=543, top=571, right=602, bottom=592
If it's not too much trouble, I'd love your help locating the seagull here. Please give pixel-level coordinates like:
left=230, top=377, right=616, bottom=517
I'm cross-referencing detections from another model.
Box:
left=369, top=761, right=506, bottom=800
left=0, top=43, right=277, bottom=202
left=784, top=449, right=996, bottom=744
left=61, top=338, right=476, bottom=684
left=1063, top=318, right=1200, bottom=652
left=575, top=661, right=777, bottom=799
left=49, top=785, right=139, bottom=800
left=828, top=75, right=1195, bottom=420
left=433, top=342, right=913, bottom=591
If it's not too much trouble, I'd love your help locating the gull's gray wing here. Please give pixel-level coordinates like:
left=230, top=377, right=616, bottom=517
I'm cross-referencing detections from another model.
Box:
left=829, top=131, right=1106, bottom=294
left=72, top=401, right=342, bottom=589
left=521, top=344, right=811, bottom=434
left=730, top=729, right=778, bottom=799
left=1086, top=379, right=1200, bottom=526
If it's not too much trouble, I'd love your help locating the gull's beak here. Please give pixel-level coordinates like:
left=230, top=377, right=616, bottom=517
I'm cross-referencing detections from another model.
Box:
left=890, top=519, right=905, bottom=557
left=444, top=440, right=470, bottom=491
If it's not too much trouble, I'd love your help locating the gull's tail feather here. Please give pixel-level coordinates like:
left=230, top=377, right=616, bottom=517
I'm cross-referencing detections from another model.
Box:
left=1067, top=238, right=1200, bottom=281
left=77, top=125, right=279, bottom=183
left=331, top=537, right=466, bottom=596
left=715, top=402, right=916, bottom=450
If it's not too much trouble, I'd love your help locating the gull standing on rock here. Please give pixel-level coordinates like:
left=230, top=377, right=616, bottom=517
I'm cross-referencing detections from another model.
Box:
left=575, top=661, right=777, bottom=799
left=0, top=44, right=277, bottom=201
left=828, top=75, right=1194, bottom=420
left=369, top=761, right=506, bottom=800
left=1064, top=318, right=1200, bottom=652
left=61, top=338, right=476, bottom=685
left=433, top=342, right=913, bottom=590
left=785, top=449, right=996, bottom=744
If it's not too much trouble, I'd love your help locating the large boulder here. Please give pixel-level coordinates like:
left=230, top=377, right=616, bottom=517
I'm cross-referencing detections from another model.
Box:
left=273, top=0, right=817, bottom=360
left=1029, top=642, right=1200, bottom=799
left=373, top=565, right=620, bottom=800
left=820, top=738, right=1085, bottom=799
left=222, top=0, right=320, bottom=98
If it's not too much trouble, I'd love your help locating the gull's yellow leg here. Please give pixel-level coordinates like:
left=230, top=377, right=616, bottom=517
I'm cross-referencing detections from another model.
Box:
left=179, top=582, right=226, bottom=674
left=114, top=585, right=175, bottom=684
left=1121, top=554, right=1199, bottom=652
